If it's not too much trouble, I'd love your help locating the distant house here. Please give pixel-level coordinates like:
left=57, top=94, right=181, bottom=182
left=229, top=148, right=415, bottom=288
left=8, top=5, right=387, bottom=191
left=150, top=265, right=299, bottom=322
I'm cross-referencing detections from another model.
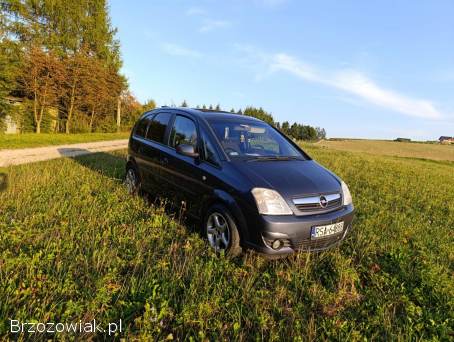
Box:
left=2, top=96, right=24, bottom=134
left=439, top=136, right=454, bottom=144
left=1, top=96, right=58, bottom=133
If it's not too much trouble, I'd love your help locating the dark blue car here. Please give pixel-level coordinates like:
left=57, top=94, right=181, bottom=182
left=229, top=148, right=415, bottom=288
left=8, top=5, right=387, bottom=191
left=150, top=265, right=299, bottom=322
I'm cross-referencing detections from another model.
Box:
left=126, top=107, right=354, bottom=256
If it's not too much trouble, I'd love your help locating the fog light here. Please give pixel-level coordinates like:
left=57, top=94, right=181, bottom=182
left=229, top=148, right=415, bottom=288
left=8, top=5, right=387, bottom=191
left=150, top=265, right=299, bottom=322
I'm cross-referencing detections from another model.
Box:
left=272, top=239, right=283, bottom=250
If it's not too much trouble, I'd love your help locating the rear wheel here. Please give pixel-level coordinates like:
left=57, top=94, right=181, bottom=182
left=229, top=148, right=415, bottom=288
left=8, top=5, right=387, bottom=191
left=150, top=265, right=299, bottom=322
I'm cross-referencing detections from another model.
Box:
left=125, top=164, right=141, bottom=195
left=204, top=204, right=241, bottom=257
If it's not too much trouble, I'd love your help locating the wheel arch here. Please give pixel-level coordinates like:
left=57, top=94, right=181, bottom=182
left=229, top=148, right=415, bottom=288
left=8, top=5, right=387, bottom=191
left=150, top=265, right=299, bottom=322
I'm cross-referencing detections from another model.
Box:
left=200, top=189, right=250, bottom=243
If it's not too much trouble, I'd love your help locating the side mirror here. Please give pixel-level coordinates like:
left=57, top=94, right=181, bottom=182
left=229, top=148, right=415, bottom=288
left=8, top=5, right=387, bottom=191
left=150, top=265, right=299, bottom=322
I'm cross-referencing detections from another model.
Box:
left=176, top=144, right=199, bottom=158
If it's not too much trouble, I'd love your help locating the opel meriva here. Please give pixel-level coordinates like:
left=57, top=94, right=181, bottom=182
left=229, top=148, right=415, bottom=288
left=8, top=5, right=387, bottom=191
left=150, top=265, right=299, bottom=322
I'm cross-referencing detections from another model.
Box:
left=126, top=107, right=354, bottom=256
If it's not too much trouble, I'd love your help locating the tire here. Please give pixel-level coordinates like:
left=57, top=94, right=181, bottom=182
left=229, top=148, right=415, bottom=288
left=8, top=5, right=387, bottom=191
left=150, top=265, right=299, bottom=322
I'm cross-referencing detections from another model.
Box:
left=204, top=204, right=242, bottom=257
left=125, top=163, right=141, bottom=195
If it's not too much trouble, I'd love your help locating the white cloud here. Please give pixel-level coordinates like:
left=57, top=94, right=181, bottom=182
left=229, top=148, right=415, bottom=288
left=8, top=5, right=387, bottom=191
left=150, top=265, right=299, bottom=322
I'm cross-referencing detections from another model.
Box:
left=199, top=19, right=231, bottom=33
left=270, top=53, right=444, bottom=120
left=161, top=43, right=202, bottom=58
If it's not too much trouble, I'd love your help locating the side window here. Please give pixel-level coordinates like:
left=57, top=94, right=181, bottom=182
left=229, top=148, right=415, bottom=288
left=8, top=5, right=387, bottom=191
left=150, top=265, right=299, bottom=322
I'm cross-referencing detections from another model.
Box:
left=202, top=131, right=219, bottom=165
left=134, top=117, right=151, bottom=138
left=146, top=112, right=172, bottom=143
left=170, top=115, right=198, bottom=148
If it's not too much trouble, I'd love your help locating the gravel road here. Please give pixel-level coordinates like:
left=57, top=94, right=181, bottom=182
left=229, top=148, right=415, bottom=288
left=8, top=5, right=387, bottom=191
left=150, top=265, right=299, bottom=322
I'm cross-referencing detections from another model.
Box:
left=0, top=139, right=128, bottom=167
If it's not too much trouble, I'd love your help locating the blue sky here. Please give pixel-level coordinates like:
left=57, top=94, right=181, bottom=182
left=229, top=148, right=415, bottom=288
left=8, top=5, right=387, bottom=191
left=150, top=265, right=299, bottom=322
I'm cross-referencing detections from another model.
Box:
left=109, top=0, right=454, bottom=140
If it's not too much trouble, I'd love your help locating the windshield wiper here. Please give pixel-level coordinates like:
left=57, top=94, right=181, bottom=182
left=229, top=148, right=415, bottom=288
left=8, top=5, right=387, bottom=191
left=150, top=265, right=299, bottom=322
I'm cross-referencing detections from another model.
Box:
left=246, top=156, right=301, bottom=162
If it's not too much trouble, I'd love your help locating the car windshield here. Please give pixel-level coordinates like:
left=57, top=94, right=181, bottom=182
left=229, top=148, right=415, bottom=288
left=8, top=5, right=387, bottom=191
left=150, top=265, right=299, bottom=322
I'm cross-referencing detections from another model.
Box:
left=207, top=119, right=304, bottom=160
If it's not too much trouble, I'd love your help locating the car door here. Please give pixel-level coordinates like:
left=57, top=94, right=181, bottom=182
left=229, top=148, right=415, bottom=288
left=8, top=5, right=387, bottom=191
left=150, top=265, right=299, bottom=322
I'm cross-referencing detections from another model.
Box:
left=140, top=112, right=173, bottom=194
left=130, top=114, right=154, bottom=188
left=160, top=114, right=210, bottom=216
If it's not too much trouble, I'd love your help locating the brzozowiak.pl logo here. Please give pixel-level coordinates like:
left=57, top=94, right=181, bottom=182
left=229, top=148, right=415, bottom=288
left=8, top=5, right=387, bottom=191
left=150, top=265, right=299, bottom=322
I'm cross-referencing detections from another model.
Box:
left=10, top=319, right=123, bottom=337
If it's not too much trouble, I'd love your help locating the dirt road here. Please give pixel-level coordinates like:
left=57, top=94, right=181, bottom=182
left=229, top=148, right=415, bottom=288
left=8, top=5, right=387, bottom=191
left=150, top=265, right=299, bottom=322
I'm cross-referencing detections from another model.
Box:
left=0, top=139, right=128, bottom=167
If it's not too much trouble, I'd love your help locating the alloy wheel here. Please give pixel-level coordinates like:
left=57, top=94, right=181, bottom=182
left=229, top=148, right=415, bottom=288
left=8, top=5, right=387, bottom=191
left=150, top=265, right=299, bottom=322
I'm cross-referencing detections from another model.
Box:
left=206, top=212, right=231, bottom=251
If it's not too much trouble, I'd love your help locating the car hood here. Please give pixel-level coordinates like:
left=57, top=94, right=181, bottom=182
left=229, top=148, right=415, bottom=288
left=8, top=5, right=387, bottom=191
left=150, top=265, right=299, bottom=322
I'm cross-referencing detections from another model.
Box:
left=233, top=159, right=341, bottom=198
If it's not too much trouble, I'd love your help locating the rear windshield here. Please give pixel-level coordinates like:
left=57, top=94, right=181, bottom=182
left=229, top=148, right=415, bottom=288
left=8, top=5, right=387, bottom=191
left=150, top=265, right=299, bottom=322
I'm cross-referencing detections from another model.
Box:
left=207, top=119, right=304, bottom=160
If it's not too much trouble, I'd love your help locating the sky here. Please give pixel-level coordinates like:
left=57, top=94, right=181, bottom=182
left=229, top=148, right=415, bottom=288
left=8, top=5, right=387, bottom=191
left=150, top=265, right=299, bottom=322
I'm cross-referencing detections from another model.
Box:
left=109, top=0, right=454, bottom=140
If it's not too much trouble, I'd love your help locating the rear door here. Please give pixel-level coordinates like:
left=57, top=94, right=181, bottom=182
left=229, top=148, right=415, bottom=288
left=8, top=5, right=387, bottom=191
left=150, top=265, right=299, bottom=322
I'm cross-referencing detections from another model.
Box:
left=140, top=112, right=173, bottom=194
left=130, top=114, right=153, bottom=187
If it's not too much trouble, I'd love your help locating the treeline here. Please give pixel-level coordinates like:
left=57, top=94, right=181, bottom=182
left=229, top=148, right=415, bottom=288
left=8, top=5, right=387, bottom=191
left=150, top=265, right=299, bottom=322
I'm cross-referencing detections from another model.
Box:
left=0, top=0, right=147, bottom=133
left=187, top=102, right=327, bottom=140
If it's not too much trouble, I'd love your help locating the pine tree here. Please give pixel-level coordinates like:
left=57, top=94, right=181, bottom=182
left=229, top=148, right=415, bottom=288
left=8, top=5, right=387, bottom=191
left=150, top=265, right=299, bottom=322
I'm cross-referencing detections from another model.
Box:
left=215, top=104, right=220, bottom=111
left=181, top=100, right=188, bottom=107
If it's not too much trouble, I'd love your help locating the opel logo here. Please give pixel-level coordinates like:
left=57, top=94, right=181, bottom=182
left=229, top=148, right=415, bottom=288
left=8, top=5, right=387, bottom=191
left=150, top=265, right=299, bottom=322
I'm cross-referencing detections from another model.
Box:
left=319, top=195, right=328, bottom=208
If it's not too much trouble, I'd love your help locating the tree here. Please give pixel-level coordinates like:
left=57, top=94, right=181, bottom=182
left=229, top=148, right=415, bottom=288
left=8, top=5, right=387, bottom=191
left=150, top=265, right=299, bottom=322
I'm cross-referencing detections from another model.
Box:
left=82, top=61, right=123, bottom=132
left=316, top=127, right=326, bottom=140
left=21, top=46, right=63, bottom=133
left=120, top=90, right=142, bottom=130
left=181, top=99, right=188, bottom=107
left=281, top=121, right=290, bottom=135
left=215, top=104, right=220, bottom=111
left=61, top=49, right=92, bottom=133
left=3, top=0, right=125, bottom=134
left=3, top=0, right=121, bottom=69
left=142, top=99, right=156, bottom=112
left=244, top=106, right=274, bottom=125
left=202, top=104, right=207, bottom=109
left=230, top=108, right=235, bottom=113
left=302, top=125, right=317, bottom=140
left=208, top=104, right=213, bottom=110
left=289, top=122, right=299, bottom=140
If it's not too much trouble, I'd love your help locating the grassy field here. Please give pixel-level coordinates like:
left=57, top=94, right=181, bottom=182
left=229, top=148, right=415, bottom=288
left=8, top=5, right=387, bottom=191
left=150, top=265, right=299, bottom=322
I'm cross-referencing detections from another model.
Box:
left=0, top=144, right=453, bottom=340
left=0, top=132, right=130, bottom=150
left=313, top=139, right=454, bottom=162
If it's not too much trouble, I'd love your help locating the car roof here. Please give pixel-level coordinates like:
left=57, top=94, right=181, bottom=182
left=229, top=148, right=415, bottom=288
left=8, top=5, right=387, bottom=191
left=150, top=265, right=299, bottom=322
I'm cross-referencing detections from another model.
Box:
left=147, top=107, right=263, bottom=123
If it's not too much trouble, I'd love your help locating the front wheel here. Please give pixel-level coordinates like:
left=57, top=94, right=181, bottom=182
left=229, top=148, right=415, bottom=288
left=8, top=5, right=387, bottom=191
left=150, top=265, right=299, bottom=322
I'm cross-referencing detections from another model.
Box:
left=204, top=204, right=242, bottom=257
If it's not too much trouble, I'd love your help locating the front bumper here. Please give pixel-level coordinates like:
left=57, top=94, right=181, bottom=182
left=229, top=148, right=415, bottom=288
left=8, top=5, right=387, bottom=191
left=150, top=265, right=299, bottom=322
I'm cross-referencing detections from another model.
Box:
left=246, top=204, right=355, bottom=255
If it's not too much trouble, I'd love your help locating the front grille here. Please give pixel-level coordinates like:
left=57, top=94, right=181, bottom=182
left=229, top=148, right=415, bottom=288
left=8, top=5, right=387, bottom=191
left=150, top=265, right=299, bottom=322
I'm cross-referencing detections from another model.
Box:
left=293, top=193, right=342, bottom=213
left=292, top=232, right=344, bottom=251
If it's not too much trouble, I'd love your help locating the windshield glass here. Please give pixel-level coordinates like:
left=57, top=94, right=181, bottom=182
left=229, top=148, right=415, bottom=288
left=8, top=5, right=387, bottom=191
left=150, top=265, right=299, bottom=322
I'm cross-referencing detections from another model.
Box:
left=207, top=119, right=304, bottom=159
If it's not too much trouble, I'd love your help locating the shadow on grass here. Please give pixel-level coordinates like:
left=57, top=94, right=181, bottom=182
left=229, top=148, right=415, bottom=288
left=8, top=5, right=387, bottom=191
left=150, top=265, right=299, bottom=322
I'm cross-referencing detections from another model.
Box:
left=59, top=148, right=203, bottom=236
left=57, top=148, right=126, bottom=181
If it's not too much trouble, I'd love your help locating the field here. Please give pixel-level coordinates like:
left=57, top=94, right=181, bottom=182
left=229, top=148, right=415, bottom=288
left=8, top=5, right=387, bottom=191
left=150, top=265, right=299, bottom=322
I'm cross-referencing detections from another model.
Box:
left=0, top=144, right=453, bottom=340
left=314, top=139, right=454, bottom=162
left=0, top=132, right=130, bottom=150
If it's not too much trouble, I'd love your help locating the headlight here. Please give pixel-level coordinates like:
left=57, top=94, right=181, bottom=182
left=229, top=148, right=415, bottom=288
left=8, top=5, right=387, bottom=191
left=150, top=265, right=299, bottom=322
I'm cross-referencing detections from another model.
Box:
left=251, top=188, right=293, bottom=215
left=341, top=181, right=353, bottom=206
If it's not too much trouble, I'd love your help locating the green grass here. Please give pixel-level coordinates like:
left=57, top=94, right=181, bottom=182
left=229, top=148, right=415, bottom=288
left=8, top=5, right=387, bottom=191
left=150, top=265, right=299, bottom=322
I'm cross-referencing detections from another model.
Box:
left=311, top=139, right=454, bottom=162
left=0, top=132, right=130, bottom=150
left=0, top=145, right=453, bottom=340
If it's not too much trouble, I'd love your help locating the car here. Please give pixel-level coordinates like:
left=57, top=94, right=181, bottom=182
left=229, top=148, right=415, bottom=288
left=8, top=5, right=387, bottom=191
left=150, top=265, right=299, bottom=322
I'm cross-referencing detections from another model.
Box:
left=125, top=107, right=354, bottom=256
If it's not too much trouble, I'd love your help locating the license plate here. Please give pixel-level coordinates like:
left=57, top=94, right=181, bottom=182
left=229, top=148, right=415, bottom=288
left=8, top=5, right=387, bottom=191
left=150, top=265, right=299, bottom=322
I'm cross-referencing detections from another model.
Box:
left=311, top=222, right=344, bottom=239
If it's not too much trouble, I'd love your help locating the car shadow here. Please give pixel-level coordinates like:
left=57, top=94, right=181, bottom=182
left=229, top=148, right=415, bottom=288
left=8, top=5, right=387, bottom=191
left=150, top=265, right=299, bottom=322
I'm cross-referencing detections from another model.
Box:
left=59, top=148, right=202, bottom=236
left=57, top=148, right=126, bottom=181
